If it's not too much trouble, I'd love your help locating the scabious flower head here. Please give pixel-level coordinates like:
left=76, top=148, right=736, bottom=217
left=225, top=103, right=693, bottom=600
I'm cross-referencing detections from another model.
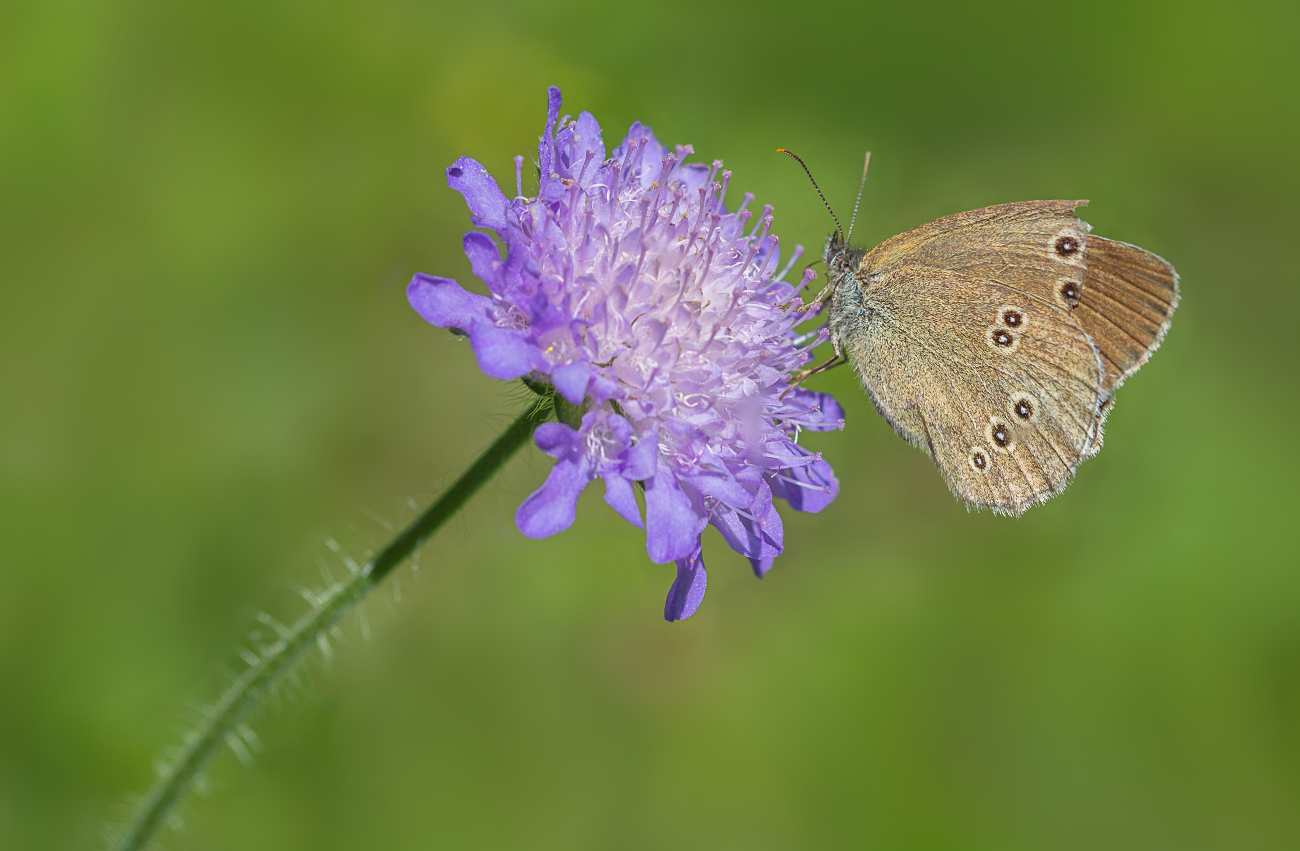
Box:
left=409, top=87, right=843, bottom=620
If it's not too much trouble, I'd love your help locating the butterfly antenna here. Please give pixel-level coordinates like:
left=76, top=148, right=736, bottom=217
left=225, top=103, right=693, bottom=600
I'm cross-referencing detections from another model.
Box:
left=846, top=151, right=871, bottom=242
left=777, top=148, right=843, bottom=242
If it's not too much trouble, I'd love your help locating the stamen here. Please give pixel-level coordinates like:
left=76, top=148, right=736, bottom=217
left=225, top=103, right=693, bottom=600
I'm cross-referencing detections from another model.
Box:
left=575, top=150, right=596, bottom=185
left=790, top=325, right=829, bottom=348
left=772, top=472, right=832, bottom=493
left=715, top=170, right=732, bottom=214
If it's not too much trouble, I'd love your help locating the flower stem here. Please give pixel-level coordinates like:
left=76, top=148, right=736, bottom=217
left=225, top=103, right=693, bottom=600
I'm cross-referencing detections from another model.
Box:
left=112, top=406, right=541, bottom=851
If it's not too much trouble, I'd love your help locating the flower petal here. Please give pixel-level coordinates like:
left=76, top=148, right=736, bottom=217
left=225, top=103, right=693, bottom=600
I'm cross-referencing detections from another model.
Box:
left=586, top=373, right=621, bottom=404
left=783, top=388, right=847, bottom=431
left=570, top=111, right=605, bottom=177
left=664, top=544, right=707, bottom=622
left=602, top=473, right=644, bottom=528
left=644, top=465, right=703, bottom=564
left=538, top=86, right=563, bottom=178
left=710, top=506, right=781, bottom=561
left=407, top=273, right=540, bottom=380
left=623, top=424, right=658, bottom=480
left=769, top=449, right=839, bottom=514
left=406, top=273, right=488, bottom=331
left=462, top=231, right=505, bottom=294
left=603, top=412, right=633, bottom=447
left=532, top=422, right=580, bottom=458
left=515, top=456, right=592, bottom=538
left=681, top=465, right=751, bottom=509
left=551, top=360, right=591, bottom=405
left=750, top=481, right=784, bottom=550
left=446, top=157, right=508, bottom=231
left=749, top=556, right=775, bottom=578
left=710, top=482, right=782, bottom=560
left=470, top=328, right=544, bottom=380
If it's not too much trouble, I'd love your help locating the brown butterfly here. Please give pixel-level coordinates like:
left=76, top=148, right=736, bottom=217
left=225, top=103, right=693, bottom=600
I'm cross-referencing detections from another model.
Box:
left=784, top=151, right=1179, bottom=515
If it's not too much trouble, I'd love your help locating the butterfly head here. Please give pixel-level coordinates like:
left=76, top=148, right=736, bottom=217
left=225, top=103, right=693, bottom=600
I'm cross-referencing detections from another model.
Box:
left=824, top=231, right=864, bottom=292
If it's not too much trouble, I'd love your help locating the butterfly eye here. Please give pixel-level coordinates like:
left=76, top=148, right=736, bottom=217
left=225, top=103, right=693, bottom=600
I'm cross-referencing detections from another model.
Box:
left=969, top=447, right=989, bottom=471
left=1001, top=309, right=1023, bottom=328
left=1015, top=399, right=1032, bottom=419
left=991, top=329, right=1014, bottom=347
left=1055, top=235, right=1080, bottom=256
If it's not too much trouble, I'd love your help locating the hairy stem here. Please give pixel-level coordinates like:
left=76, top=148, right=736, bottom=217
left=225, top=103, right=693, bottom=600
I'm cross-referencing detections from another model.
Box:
left=112, top=406, right=541, bottom=851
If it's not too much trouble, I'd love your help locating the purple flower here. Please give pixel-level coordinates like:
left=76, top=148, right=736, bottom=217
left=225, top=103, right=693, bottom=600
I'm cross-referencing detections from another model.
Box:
left=409, top=87, right=844, bottom=620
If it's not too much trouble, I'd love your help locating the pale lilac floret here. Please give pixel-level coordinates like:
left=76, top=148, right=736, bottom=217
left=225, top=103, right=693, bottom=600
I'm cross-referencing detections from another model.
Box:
left=409, top=87, right=844, bottom=620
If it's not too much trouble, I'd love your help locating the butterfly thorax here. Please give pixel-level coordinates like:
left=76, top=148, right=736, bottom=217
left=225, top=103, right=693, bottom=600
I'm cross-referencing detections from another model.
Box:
left=822, top=233, right=871, bottom=358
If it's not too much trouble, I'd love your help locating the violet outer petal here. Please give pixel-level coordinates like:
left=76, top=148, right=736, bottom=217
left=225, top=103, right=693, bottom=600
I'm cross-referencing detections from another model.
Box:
left=515, top=456, right=592, bottom=539
left=571, top=112, right=605, bottom=174
left=784, top=389, right=847, bottom=431
left=407, top=274, right=538, bottom=379
left=749, top=556, right=775, bottom=578
left=771, top=453, right=840, bottom=514
left=709, top=506, right=756, bottom=557
left=406, top=273, right=490, bottom=331
left=709, top=483, right=782, bottom=560
left=644, top=465, right=703, bottom=564
left=681, top=467, right=751, bottom=509
left=677, top=161, right=711, bottom=192
left=551, top=360, right=591, bottom=405
left=446, top=157, right=508, bottom=231
left=602, top=473, right=644, bottom=529
left=604, top=412, right=633, bottom=447
left=804, top=457, right=841, bottom=513
left=462, top=231, right=505, bottom=294
left=623, top=425, right=658, bottom=480
left=538, top=86, right=562, bottom=178
left=750, top=481, right=784, bottom=552
left=664, top=544, right=707, bottom=622
left=468, top=326, right=543, bottom=381
left=532, top=422, right=581, bottom=458
left=710, top=506, right=778, bottom=560
left=586, top=373, right=621, bottom=405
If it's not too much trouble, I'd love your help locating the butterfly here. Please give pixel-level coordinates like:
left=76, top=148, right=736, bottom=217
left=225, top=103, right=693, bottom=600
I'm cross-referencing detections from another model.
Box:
left=783, top=151, right=1179, bottom=515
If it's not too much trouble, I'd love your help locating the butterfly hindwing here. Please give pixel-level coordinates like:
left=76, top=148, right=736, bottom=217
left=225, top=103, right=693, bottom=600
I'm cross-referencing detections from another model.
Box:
left=842, top=267, right=1103, bottom=514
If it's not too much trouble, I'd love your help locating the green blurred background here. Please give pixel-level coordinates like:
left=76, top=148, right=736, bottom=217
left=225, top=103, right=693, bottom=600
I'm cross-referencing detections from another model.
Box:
left=2, top=0, right=1298, bottom=848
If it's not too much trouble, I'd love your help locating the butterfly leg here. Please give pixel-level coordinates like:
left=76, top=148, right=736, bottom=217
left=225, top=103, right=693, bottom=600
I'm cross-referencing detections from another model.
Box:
left=790, top=278, right=837, bottom=313
left=780, top=352, right=846, bottom=399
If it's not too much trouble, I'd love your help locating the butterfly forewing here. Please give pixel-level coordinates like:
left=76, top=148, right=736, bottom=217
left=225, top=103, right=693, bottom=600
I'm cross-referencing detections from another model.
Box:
left=860, top=200, right=1092, bottom=303
left=1076, top=236, right=1179, bottom=399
